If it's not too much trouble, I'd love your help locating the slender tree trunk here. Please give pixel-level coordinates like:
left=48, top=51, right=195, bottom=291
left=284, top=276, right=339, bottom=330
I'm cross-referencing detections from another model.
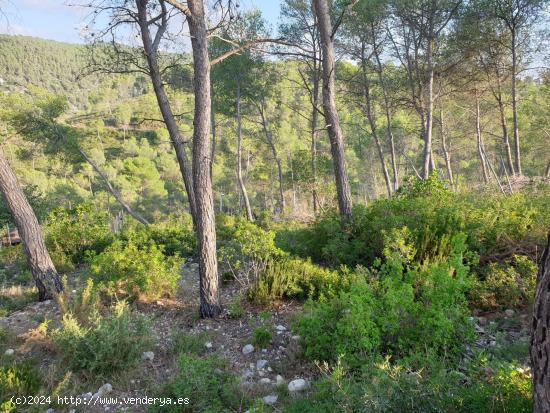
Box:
left=373, top=38, right=399, bottom=191
left=531, top=230, right=550, bottom=413
left=545, top=160, right=550, bottom=179
left=78, top=148, right=150, bottom=225
left=311, top=72, right=320, bottom=214
left=313, top=0, right=353, bottom=219
left=495, top=76, right=515, bottom=175
left=0, top=150, right=62, bottom=300
left=511, top=28, right=522, bottom=175
left=439, top=109, right=454, bottom=187
left=423, top=36, right=435, bottom=179
left=211, top=95, right=216, bottom=179
left=259, top=102, right=285, bottom=214
left=187, top=0, right=221, bottom=318
left=136, top=0, right=197, bottom=224
left=236, top=79, right=254, bottom=221
left=475, top=91, right=489, bottom=183
left=360, top=42, right=392, bottom=197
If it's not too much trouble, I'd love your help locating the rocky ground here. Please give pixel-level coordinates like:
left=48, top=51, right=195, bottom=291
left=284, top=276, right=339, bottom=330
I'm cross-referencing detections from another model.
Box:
left=0, top=261, right=532, bottom=413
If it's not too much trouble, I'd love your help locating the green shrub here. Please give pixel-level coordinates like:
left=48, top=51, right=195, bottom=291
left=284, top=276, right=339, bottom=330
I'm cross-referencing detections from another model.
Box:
left=286, top=356, right=532, bottom=413
left=171, top=331, right=213, bottom=357
left=89, top=239, right=181, bottom=300
left=253, top=326, right=272, bottom=348
left=249, top=256, right=342, bottom=304
left=226, top=294, right=245, bottom=319
left=293, top=233, right=473, bottom=368
left=218, top=218, right=284, bottom=288
left=0, top=361, right=42, bottom=413
left=470, top=255, right=537, bottom=310
left=45, top=203, right=113, bottom=270
left=52, top=301, right=151, bottom=376
left=120, top=215, right=196, bottom=257
left=150, top=354, right=252, bottom=413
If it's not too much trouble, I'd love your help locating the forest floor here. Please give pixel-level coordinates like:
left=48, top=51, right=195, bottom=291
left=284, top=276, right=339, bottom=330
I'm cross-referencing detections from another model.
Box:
left=0, top=261, right=532, bottom=413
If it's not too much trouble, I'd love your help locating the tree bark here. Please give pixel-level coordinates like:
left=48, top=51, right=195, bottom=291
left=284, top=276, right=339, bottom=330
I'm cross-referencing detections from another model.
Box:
left=423, top=35, right=435, bottom=179
left=439, top=109, right=454, bottom=188
left=0, top=149, right=62, bottom=300
left=495, top=76, right=515, bottom=175
left=187, top=0, right=221, bottom=318
left=236, top=78, right=254, bottom=221
left=258, top=101, right=285, bottom=214
left=511, top=28, right=522, bottom=175
left=360, top=42, right=392, bottom=197
left=531, top=230, right=550, bottom=413
left=311, top=70, right=320, bottom=215
left=136, top=0, right=197, bottom=225
left=475, top=91, right=489, bottom=183
left=313, top=0, right=353, bottom=219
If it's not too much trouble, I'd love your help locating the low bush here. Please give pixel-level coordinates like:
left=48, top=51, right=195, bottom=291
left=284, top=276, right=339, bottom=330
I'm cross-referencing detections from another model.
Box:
left=120, top=214, right=196, bottom=257
left=293, top=233, right=473, bottom=368
left=52, top=301, right=151, bottom=376
left=249, top=256, right=342, bottom=304
left=0, top=361, right=42, bottom=413
left=45, top=204, right=113, bottom=271
left=470, top=255, right=537, bottom=310
left=286, top=357, right=532, bottom=413
left=150, top=354, right=252, bottom=413
left=89, top=239, right=181, bottom=300
left=218, top=218, right=283, bottom=289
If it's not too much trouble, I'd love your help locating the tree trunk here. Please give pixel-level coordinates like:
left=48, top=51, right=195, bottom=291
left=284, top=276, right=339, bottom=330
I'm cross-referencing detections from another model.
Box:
left=311, top=70, right=320, bottom=215
left=373, top=36, right=399, bottom=191
left=545, top=160, right=550, bottom=179
left=187, top=0, right=221, bottom=318
left=259, top=102, right=285, bottom=214
left=361, top=43, right=392, bottom=197
left=495, top=76, right=515, bottom=175
left=423, top=36, right=435, bottom=179
left=531, top=230, right=550, bottom=413
left=78, top=148, right=150, bottom=225
left=511, top=28, right=522, bottom=175
left=475, top=91, right=489, bottom=183
left=313, top=0, right=353, bottom=219
left=439, top=109, right=454, bottom=187
left=236, top=79, right=254, bottom=221
left=0, top=149, right=62, bottom=300
left=136, top=0, right=197, bottom=225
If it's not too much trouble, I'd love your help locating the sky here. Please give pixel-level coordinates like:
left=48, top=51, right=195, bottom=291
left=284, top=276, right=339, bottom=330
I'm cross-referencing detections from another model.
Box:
left=0, top=0, right=283, bottom=44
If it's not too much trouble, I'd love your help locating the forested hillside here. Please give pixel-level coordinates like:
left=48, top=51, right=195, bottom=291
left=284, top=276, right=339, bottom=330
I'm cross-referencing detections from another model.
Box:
left=0, top=0, right=550, bottom=412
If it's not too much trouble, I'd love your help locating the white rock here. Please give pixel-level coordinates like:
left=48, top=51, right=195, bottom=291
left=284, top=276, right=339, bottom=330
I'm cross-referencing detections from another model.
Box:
left=44, top=409, right=54, bottom=413
left=205, top=342, right=213, bottom=349
left=261, top=348, right=267, bottom=353
left=142, top=351, right=155, bottom=361
left=291, top=335, right=300, bottom=340
left=263, top=395, right=278, bottom=405
left=505, top=309, right=515, bottom=317
left=96, top=383, right=113, bottom=397
left=242, top=344, right=254, bottom=355
left=4, top=348, right=14, bottom=356
left=256, top=359, right=268, bottom=370
left=259, top=378, right=271, bottom=384
left=276, top=375, right=285, bottom=385
left=276, top=325, right=286, bottom=331
left=288, top=378, right=308, bottom=392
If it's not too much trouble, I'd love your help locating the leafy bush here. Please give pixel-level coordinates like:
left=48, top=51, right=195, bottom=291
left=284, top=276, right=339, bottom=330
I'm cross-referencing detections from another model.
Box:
left=52, top=301, right=151, bottom=376
left=150, top=354, right=252, bottom=413
left=253, top=326, right=272, bottom=348
left=470, top=255, right=537, bottom=310
left=286, top=357, right=532, bottom=413
left=45, top=203, right=113, bottom=270
left=249, top=256, right=342, bottom=304
left=276, top=176, right=550, bottom=271
left=218, top=218, right=283, bottom=288
left=0, top=361, right=42, bottom=413
left=120, top=214, right=196, bottom=257
left=89, top=239, right=181, bottom=300
left=293, top=233, right=473, bottom=368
